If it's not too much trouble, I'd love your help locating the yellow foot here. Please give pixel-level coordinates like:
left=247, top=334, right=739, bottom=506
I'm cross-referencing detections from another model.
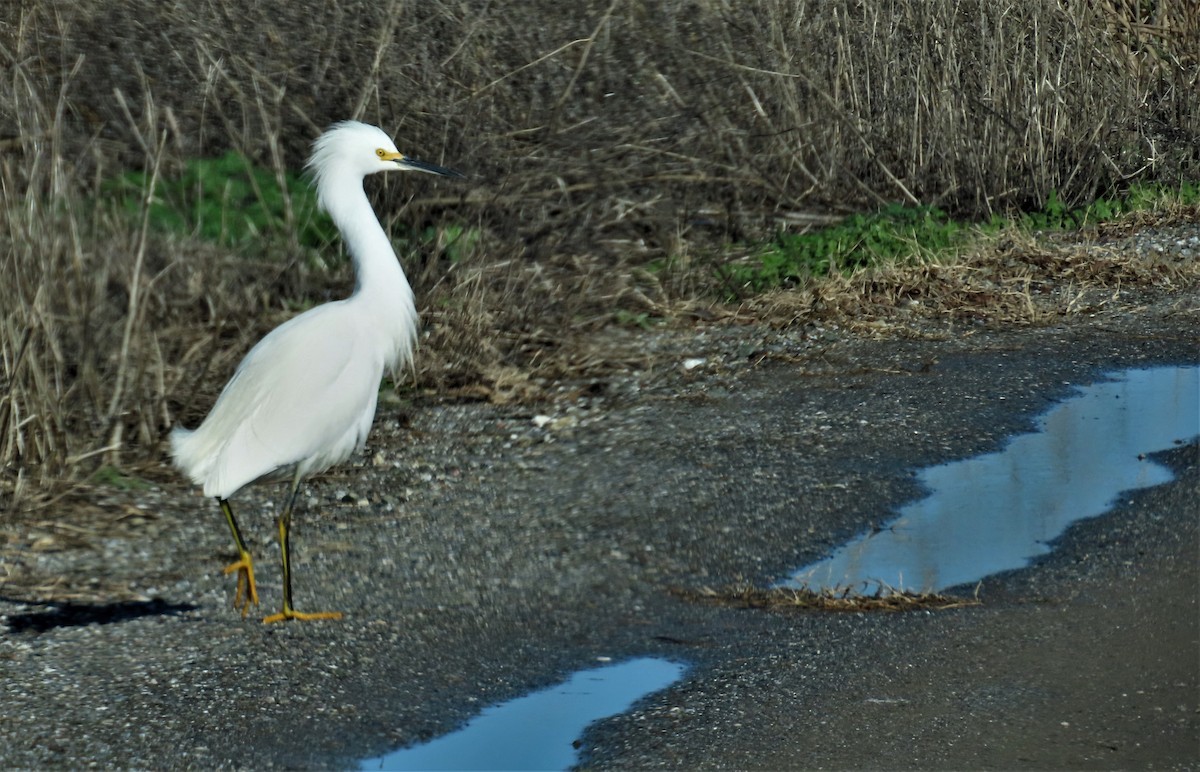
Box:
left=222, top=555, right=260, bottom=617
left=263, top=609, right=344, bottom=624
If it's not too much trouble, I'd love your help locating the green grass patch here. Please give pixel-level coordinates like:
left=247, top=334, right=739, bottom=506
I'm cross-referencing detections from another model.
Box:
left=106, top=151, right=336, bottom=253
left=1016, top=182, right=1200, bottom=230
left=723, top=204, right=964, bottom=294
left=724, top=183, right=1199, bottom=296
left=106, top=152, right=483, bottom=269
left=613, top=309, right=659, bottom=329
left=89, top=465, right=152, bottom=491
left=420, top=223, right=481, bottom=264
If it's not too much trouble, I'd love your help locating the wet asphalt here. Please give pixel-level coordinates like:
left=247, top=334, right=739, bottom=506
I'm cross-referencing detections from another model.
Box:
left=0, top=295, right=1196, bottom=769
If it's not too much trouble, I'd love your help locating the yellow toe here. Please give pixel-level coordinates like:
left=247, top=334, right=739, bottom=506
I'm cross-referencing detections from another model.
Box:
left=263, top=609, right=344, bottom=624
left=222, top=556, right=260, bottom=616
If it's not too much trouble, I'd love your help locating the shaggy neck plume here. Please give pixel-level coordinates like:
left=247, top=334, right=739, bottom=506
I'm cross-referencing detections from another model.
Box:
left=315, top=166, right=417, bottom=374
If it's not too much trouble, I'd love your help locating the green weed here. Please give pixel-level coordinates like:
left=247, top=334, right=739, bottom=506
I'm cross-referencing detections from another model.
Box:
left=420, top=224, right=481, bottom=263
left=90, top=465, right=152, bottom=491
left=106, top=151, right=336, bottom=253
left=613, top=310, right=658, bottom=329
left=1020, top=182, right=1200, bottom=230
left=725, top=205, right=964, bottom=294
left=726, top=183, right=1198, bottom=296
left=107, top=152, right=485, bottom=271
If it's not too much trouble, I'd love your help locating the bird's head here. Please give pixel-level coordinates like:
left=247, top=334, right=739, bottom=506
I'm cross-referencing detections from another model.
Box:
left=307, top=121, right=463, bottom=205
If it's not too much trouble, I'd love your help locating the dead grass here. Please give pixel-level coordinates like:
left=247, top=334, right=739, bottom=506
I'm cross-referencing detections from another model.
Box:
left=748, top=205, right=1200, bottom=333
left=1, top=0, right=1198, bottom=506
left=673, top=583, right=983, bottom=612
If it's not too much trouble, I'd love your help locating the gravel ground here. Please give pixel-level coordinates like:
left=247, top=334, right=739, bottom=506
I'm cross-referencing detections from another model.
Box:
left=1, top=229, right=1197, bottom=769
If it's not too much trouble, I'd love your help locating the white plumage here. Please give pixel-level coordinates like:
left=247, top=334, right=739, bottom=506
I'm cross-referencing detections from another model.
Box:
left=170, top=302, right=391, bottom=497
left=171, top=121, right=462, bottom=622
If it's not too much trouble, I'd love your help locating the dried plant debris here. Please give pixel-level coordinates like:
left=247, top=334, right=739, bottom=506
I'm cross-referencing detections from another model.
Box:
left=749, top=218, right=1200, bottom=331
left=4, top=0, right=1198, bottom=504
left=673, top=583, right=982, bottom=613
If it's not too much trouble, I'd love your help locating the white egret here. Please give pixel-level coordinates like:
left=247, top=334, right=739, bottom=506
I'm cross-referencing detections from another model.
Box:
left=171, top=121, right=463, bottom=623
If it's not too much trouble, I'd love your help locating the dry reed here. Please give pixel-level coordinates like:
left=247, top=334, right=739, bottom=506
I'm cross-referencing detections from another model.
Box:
left=1, top=0, right=1196, bottom=506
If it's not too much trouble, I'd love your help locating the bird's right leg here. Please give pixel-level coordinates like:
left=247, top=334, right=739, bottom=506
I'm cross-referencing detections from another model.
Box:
left=262, top=471, right=343, bottom=623
left=218, top=498, right=259, bottom=616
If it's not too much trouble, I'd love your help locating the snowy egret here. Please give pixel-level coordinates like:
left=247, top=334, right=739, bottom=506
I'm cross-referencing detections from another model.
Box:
left=171, top=121, right=463, bottom=623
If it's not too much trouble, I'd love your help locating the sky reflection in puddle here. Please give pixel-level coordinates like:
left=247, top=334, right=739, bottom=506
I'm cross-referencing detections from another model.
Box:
left=788, top=365, right=1199, bottom=593
left=360, top=657, right=684, bottom=771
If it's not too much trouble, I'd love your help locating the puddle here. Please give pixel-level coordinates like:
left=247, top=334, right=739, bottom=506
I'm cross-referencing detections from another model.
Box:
left=359, top=366, right=1195, bottom=768
left=360, top=657, right=684, bottom=771
left=788, top=365, right=1199, bottom=593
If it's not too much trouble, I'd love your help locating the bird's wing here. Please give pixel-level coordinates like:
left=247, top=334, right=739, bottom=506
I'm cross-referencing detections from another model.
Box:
left=193, top=302, right=387, bottom=497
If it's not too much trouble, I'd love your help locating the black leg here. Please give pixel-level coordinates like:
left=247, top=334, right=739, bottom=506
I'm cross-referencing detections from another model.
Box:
left=218, top=498, right=259, bottom=615
left=277, top=469, right=303, bottom=617
left=263, top=469, right=343, bottom=623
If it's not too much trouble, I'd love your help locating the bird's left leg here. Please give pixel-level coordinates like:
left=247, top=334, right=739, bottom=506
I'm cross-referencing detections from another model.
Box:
left=219, top=498, right=259, bottom=616
left=263, top=469, right=344, bottom=623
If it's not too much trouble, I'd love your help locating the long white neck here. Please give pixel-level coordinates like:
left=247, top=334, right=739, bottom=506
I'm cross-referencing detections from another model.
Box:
left=320, top=173, right=419, bottom=373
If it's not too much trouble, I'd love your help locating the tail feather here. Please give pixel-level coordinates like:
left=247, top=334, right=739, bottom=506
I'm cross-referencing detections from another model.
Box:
left=170, top=426, right=208, bottom=490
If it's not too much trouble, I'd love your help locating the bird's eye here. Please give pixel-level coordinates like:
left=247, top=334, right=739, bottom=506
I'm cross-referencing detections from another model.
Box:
left=375, top=148, right=386, bottom=158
